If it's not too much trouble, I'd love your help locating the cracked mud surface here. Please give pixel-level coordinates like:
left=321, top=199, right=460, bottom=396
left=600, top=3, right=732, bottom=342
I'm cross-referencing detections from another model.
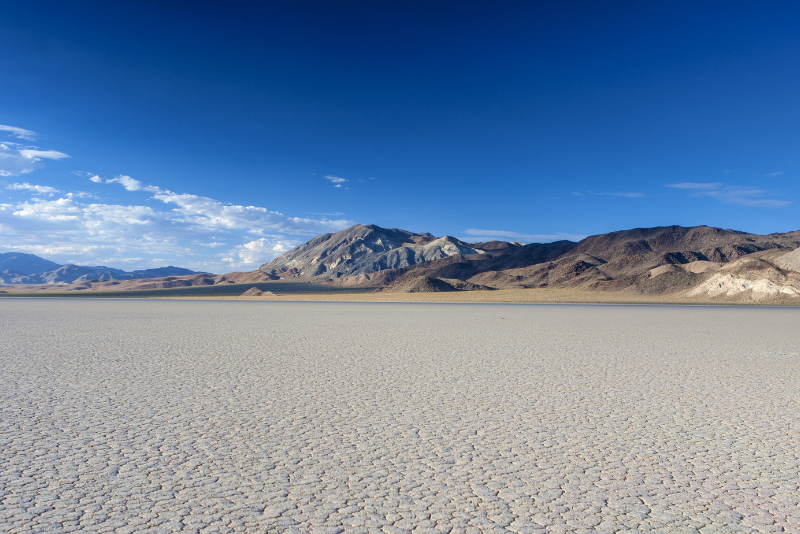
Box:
left=1, top=299, right=799, bottom=533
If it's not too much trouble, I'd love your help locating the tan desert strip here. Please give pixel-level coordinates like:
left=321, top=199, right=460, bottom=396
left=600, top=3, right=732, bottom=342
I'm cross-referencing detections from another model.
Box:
left=158, top=288, right=796, bottom=305
left=4, top=286, right=800, bottom=305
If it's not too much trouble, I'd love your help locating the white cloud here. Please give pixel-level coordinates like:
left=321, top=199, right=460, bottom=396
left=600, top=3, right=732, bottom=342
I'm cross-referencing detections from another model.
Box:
left=231, top=238, right=299, bottom=267
left=105, top=174, right=159, bottom=192
left=100, top=175, right=351, bottom=235
left=13, top=198, right=82, bottom=222
left=665, top=182, right=790, bottom=207
left=81, top=204, right=157, bottom=230
left=325, top=175, right=347, bottom=188
left=0, top=141, right=69, bottom=176
left=764, top=171, right=784, bottom=178
left=0, top=125, right=37, bottom=141
left=72, top=170, right=103, bottom=183
left=19, top=149, right=69, bottom=159
left=12, top=196, right=157, bottom=230
left=462, top=229, right=588, bottom=243
left=152, top=190, right=347, bottom=234
left=7, top=182, right=61, bottom=195
left=2, top=242, right=115, bottom=258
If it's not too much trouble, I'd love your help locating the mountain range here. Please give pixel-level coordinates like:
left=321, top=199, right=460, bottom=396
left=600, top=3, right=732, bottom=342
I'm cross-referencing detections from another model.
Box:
left=256, top=223, right=800, bottom=300
left=0, top=252, right=203, bottom=285
left=4, top=223, right=800, bottom=301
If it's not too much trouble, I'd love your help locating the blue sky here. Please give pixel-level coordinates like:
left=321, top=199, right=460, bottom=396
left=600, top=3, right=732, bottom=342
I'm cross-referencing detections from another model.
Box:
left=1, top=1, right=798, bottom=272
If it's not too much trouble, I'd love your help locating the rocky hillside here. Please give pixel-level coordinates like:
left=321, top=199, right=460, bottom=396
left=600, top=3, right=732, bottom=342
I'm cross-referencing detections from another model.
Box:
left=464, top=226, right=800, bottom=294
left=258, top=224, right=487, bottom=280
left=683, top=248, right=800, bottom=300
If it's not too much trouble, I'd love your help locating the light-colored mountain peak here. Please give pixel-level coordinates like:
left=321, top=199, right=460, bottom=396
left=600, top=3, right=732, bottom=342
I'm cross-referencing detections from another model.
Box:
left=258, top=224, right=482, bottom=279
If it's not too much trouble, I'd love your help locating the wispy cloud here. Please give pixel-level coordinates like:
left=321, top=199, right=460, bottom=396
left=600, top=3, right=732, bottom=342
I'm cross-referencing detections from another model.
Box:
left=0, top=125, right=37, bottom=141
left=100, top=175, right=350, bottom=235
left=764, top=171, right=784, bottom=178
left=325, top=175, right=347, bottom=188
left=0, top=128, right=69, bottom=176
left=607, top=191, right=645, bottom=198
left=73, top=170, right=103, bottom=183
left=667, top=182, right=723, bottom=190
left=572, top=190, right=645, bottom=198
left=106, top=174, right=159, bottom=192
left=7, top=182, right=61, bottom=195
left=462, top=229, right=588, bottom=243
left=665, top=182, right=790, bottom=208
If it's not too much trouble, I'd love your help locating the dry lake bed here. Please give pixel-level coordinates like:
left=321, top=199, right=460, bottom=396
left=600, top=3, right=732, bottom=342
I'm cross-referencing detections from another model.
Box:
left=1, top=299, right=799, bottom=534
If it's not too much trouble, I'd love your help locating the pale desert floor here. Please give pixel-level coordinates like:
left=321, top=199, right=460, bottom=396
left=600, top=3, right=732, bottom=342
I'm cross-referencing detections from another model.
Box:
left=1, top=299, right=799, bottom=534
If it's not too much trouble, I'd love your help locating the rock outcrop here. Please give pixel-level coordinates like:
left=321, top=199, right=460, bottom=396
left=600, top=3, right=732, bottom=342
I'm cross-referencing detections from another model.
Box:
left=378, top=275, right=494, bottom=293
left=241, top=287, right=277, bottom=297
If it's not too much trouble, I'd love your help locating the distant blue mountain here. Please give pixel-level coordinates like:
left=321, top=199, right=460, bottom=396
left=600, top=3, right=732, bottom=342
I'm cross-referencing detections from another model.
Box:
left=0, top=252, right=204, bottom=285
left=0, top=252, right=61, bottom=275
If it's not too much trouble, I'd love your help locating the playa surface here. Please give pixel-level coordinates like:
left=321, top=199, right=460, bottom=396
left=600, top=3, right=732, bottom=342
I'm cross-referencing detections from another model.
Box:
left=1, top=299, right=799, bottom=533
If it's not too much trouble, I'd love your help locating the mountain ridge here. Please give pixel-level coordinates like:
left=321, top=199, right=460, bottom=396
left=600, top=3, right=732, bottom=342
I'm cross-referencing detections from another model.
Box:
left=5, top=223, right=800, bottom=302
left=256, top=223, right=800, bottom=301
left=0, top=253, right=204, bottom=285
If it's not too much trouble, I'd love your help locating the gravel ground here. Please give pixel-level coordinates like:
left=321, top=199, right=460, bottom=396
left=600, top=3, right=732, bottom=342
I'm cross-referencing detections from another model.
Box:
left=1, top=299, right=799, bottom=534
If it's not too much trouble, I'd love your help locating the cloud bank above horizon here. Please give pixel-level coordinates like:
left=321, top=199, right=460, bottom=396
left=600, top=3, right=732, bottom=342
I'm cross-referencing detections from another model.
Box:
left=0, top=125, right=354, bottom=272
left=1, top=173, right=352, bottom=272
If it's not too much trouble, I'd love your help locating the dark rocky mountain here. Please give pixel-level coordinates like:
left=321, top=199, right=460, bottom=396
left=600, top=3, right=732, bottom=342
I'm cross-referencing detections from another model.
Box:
left=0, top=253, right=203, bottom=285
left=368, top=240, right=577, bottom=288
left=465, top=225, right=800, bottom=294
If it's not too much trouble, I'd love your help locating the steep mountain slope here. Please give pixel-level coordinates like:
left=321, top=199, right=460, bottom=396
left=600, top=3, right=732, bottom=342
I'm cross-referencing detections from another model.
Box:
left=258, top=224, right=485, bottom=279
